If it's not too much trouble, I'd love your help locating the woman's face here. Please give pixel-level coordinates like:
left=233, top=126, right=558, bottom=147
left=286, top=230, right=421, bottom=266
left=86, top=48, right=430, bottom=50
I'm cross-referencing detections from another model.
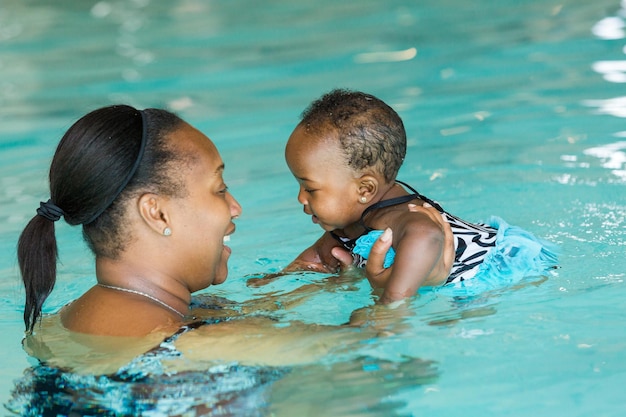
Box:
left=168, top=123, right=242, bottom=291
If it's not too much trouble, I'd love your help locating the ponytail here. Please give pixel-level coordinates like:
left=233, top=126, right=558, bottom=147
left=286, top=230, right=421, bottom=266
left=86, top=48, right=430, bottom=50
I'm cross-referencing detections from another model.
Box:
left=17, top=105, right=185, bottom=333
left=18, top=215, right=59, bottom=334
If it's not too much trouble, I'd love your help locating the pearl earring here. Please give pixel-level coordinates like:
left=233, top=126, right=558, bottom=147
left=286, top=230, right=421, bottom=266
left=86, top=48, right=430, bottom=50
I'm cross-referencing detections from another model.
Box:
left=360, top=197, right=367, bottom=203
left=163, top=227, right=172, bottom=236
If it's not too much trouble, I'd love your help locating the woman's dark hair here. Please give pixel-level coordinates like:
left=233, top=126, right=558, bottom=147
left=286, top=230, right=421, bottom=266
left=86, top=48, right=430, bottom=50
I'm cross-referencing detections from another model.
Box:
left=299, top=89, right=406, bottom=183
left=17, top=105, right=186, bottom=333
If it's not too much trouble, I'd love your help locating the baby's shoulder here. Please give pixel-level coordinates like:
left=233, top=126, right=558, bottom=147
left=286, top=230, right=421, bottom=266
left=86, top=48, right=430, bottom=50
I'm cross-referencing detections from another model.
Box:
left=371, top=201, right=434, bottom=228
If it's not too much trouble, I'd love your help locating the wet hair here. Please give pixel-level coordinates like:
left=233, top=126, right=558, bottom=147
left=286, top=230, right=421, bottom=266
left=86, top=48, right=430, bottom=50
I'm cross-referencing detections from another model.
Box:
left=17, top=105, right=188, bottom=333
left=299, top=89, right=406, bottom=183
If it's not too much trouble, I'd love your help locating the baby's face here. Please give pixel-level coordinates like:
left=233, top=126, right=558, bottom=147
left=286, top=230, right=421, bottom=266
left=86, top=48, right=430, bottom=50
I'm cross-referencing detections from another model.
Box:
left=285, top=125, right=365, bottom=232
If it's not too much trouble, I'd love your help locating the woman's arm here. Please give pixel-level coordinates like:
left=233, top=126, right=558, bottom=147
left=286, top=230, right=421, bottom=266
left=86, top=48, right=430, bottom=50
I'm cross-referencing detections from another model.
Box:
left=175, top=316, right=365, bottom=367
left=247, top=232, right=344, bottom=287
left=283, top=232, right=344, bottom=273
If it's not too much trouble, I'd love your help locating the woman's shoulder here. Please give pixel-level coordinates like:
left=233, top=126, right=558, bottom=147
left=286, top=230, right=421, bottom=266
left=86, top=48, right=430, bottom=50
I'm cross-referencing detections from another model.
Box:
left=60, top=288, right=183, bottom=337
left=23, top=313, right=169, bottom=374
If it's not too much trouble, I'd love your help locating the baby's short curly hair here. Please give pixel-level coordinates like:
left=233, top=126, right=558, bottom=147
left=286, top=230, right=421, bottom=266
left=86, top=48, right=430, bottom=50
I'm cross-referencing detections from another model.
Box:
left=299, top=89, right=406, bottom=183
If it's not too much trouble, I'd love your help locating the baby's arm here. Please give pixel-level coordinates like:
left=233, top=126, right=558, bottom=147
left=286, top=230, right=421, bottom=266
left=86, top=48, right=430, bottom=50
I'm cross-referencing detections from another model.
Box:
left=380, top=214, right=445, bottom=302
left=371, top=206, right=453, bottom=304
left=284, top=232, right=343, bottom=273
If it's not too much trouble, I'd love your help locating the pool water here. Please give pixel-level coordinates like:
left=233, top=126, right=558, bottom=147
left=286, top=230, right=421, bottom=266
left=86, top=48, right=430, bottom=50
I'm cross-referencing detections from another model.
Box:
left=1, top=0, right=625, bottom=415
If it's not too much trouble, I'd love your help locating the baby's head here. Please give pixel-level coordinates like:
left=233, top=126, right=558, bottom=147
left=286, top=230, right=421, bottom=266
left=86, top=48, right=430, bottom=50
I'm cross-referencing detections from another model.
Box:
left=297, top=89, right=406, bottom=182
left=285, top=89, right=407, bottom=231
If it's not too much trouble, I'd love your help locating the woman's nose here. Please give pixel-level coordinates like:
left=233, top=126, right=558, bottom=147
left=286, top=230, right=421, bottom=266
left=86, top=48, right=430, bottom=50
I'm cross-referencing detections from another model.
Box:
left=227, top=192, right=242, bottom=218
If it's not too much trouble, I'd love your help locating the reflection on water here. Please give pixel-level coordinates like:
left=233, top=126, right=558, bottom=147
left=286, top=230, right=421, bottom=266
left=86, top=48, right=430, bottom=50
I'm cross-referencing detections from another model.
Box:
left=584, top=140, right=626, bottom=179
left=583, top=96, right=626, bottom=117
left=560, top=1, right=626, bottom=187
left=592, top=16, right=626, bottom=40
left=558, top=140, right=626, bottom=182
left=354, top=47, right=417, bottom=64
left=7, top=363, right=284, bottom=417
left=7, top=357, right=438, bottom=417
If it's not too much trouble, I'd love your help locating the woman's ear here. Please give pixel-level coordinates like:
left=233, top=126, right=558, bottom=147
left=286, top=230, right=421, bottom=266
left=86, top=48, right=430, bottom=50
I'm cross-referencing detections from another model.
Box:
left=137, top=193, right=171, bottom=235
left=357, top=175, right=379, bottom=204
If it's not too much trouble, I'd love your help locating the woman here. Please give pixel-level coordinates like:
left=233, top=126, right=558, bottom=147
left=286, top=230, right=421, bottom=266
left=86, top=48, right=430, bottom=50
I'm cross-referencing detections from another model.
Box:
left=18, top=105, right=241, bottom=337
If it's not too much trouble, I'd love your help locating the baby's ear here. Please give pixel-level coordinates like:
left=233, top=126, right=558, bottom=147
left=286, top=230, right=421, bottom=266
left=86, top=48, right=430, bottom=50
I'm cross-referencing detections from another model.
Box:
left=357, top=175, right=379, bottom=203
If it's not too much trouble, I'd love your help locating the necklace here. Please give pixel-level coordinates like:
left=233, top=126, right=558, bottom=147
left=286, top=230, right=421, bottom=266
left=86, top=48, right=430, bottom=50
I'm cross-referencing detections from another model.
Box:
left=97, top=283, right=186, bottom=318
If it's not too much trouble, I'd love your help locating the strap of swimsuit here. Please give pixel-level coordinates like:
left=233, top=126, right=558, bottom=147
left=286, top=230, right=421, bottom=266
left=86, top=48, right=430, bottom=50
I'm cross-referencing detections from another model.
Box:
left=395, top=180, right=445, bottom=212
left=359, top=194, right=416, bottom=232
left=359, top=180, right=445, bottom=232
left=330, top=180, right=444, bottom=246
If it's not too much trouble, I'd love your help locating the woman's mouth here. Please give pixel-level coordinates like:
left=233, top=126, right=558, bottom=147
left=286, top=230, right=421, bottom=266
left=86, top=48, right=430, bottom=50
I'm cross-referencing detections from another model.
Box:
left=223, top=235, right=232, bottom=253
left=213, top=235, right=233, bottom=285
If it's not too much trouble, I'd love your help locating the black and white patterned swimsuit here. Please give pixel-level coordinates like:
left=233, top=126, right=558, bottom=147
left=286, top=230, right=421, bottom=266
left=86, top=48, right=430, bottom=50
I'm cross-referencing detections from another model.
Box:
left=331, top=181, right=498, bottom=284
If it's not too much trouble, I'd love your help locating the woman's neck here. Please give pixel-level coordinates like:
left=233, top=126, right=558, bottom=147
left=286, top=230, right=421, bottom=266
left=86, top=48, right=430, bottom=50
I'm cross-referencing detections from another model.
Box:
left=95, top=256, right=191, bottom=316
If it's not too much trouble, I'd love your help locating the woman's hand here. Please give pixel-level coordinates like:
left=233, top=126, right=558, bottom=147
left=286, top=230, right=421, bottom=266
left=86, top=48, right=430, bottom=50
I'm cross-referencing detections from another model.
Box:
left=331, top=203, right=453, bottom=288
left=413, top=203, right=454, bottom=280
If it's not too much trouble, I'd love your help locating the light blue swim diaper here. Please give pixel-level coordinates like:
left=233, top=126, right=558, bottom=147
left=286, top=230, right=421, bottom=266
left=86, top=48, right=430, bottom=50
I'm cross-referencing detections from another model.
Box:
left=439, top=216, right=559, bottom=296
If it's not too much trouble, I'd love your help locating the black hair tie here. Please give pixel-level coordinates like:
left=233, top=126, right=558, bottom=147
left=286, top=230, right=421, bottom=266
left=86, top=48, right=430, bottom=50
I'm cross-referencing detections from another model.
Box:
left=36, top=199, right=64, bottom=222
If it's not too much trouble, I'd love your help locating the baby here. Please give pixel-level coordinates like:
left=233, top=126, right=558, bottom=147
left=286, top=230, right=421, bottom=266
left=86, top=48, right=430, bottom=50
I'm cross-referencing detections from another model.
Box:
left=284, top=89, right=558, bottom=303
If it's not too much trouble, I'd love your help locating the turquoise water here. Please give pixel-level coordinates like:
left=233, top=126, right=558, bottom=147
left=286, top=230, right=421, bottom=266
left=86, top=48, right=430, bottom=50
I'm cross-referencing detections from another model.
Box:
left=1, top=0, right=625, bottom=415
